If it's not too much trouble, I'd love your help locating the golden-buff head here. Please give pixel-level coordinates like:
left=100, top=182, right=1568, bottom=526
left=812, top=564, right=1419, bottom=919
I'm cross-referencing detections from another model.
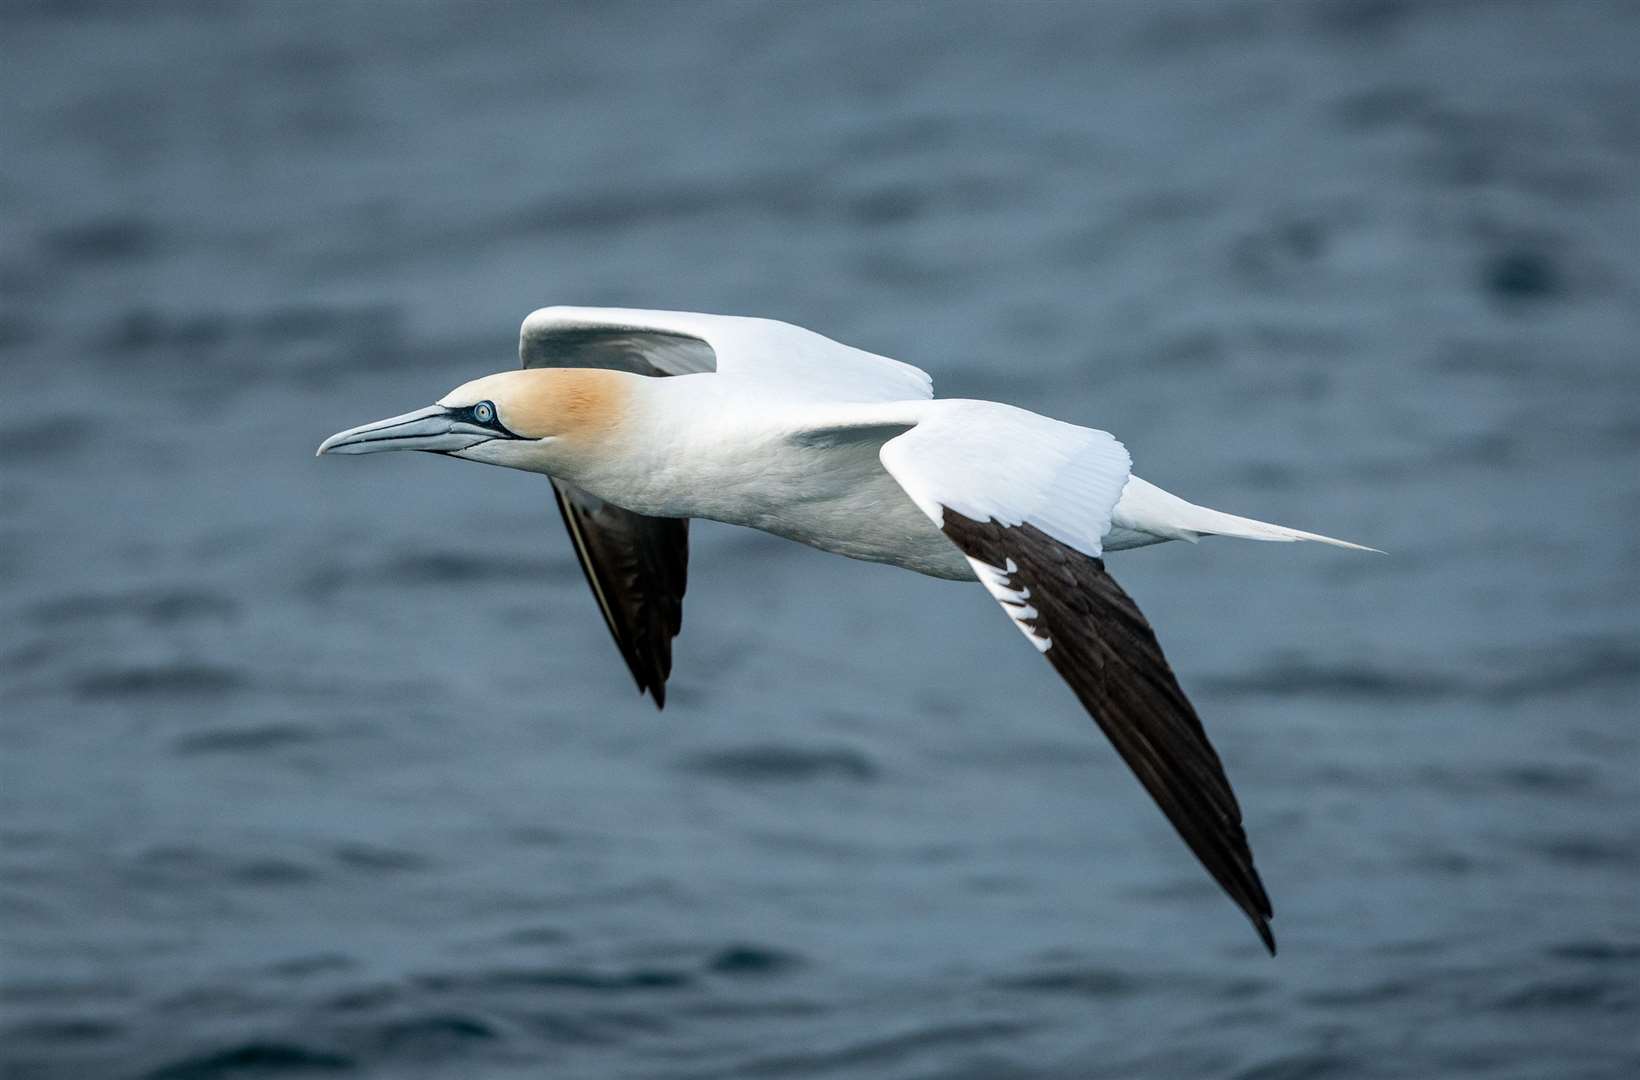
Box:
left=316, top=368, right=634, bottom=474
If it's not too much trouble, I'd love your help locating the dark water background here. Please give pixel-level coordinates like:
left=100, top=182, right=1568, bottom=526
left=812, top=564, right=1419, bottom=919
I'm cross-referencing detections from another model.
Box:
left=3, top=2, right=1638, bottom=1077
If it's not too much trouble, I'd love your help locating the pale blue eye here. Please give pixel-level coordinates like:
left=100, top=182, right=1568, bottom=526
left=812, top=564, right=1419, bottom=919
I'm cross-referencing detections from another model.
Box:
left=473, top=401, right=494, bottom=424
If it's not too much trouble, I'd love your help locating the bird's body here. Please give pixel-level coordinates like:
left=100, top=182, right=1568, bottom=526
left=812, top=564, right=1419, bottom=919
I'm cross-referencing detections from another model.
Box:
left=320, top=306, right=1377, bottom=953
left=524, top=371, right=976, bottom=579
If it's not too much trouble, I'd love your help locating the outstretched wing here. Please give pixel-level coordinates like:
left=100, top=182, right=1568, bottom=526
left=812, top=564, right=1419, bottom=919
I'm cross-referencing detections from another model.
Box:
left=519, top=306, right=933, bottom=404
left=520, top=306, right=930, bottom=707
left=879, top=403, right=1276, bottom=952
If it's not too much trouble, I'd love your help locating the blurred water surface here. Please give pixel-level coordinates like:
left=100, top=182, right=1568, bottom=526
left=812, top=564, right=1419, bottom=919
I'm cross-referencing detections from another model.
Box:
left=2, top=2, right=1638, bottom=1077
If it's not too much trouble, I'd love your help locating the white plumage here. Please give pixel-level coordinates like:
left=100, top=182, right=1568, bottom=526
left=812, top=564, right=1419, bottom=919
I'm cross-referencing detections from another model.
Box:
left=318, top=305, right=1380, bottom=953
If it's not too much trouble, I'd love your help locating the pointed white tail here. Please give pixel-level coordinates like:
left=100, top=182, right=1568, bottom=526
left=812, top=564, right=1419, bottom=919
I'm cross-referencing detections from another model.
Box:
left=1112, top=477, right=1383, bottom=553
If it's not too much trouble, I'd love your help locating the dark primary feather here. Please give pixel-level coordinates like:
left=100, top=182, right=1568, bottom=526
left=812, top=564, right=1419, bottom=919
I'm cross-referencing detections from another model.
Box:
left=550, top=480, right=688, bottom=709
left=523, top=325, right=706, bottom=706
left=941, top=509, right=1276, bottom=954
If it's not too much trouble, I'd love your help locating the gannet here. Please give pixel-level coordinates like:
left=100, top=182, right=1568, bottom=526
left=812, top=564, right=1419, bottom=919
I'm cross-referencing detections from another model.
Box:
left=319, top=306, right=1376, bottom=953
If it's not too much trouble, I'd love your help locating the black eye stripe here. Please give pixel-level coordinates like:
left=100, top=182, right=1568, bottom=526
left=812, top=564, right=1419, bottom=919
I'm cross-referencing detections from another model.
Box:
left=451, top=401, right=521, bottom=439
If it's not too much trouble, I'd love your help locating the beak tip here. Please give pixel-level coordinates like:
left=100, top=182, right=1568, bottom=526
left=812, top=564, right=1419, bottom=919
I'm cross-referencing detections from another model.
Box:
left=313, top=405, right=468, bottom=460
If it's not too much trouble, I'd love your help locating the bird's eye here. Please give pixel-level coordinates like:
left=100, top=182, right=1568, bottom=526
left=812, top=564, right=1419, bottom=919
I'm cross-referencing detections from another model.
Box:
left=473, top=401, right=495, bottom=424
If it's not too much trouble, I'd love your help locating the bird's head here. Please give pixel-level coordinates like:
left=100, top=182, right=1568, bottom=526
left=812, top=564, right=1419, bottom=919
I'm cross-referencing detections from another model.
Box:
left=316, top=368, right=630, bottom=474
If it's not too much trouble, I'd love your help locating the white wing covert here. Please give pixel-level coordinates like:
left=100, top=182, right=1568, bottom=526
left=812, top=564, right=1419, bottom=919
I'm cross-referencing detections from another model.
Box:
left=879, top=400, right=1132, bottom=566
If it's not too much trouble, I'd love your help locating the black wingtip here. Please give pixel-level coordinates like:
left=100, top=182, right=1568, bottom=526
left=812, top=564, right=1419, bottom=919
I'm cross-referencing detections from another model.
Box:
left=549, top=479, right=687, bottom=719
left=936, top=509, right=1284, bottom=957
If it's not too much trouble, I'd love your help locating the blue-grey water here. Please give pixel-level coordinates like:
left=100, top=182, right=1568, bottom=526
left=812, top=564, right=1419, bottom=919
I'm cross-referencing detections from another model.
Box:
left=3, top=2, right=1638, bottom=1077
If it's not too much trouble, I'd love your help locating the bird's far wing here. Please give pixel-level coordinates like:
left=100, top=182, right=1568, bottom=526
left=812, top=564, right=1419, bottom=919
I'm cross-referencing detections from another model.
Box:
left=550, top=480, right=687, bottom=709
left=520, top=306, right=934, bottom=404
left=879, top=403, right=1276, bottom=952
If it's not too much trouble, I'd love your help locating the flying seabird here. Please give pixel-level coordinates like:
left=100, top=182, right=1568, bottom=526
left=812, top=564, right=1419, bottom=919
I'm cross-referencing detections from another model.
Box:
left=319, top=306, right=1376, bottom=953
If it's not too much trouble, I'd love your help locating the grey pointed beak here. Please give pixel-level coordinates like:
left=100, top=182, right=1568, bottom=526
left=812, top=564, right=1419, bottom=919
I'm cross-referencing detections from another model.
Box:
left=316, top=405, right=491, bottom=457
